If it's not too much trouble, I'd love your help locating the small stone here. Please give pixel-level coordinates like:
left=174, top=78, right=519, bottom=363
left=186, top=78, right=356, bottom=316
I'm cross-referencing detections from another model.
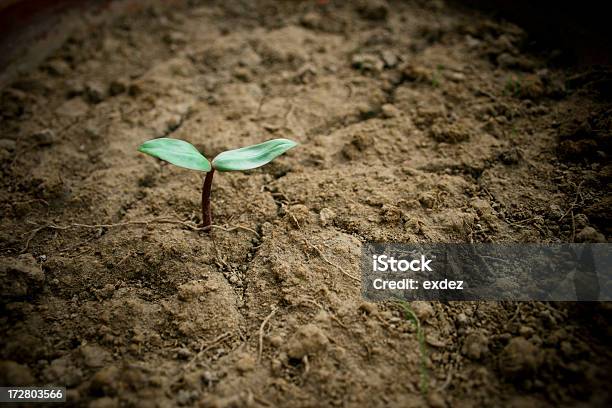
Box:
left=411, top=301, right=434, bottom=321
left=85, top=81, right=106, bottom=104
left=381, top=50, right=398, bottom=68
left=445, top=71, right=466, bottom=82
left=285, top=324, right=328, bottom=359
left=381, top=103, right=400, bottom=118
left=575, top=226, right=606, bottom=243
left=0, top=138, right=16, bottom=151
left=233, top=67, right=252, bottom=82
left=163, top=31, right=186, bottom=45
left=31, top=129, right=56, bottom=146
left=351, top=54, right=384, bottom=72
left=319, top=208, right=336, bottom=226
left=462, top=331, right=489, bottom=360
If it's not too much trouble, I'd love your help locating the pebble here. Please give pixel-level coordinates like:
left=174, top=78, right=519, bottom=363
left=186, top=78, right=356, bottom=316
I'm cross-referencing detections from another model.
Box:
left=381, top=50, right=398, bottom=68
left=381, top=103, right=400, bottom=118
left=352, top=53, right=384, bottom=72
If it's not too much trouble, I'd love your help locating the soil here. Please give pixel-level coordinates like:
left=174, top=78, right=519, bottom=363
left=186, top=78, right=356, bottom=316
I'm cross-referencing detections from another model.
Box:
left=1, top=0, right=611, bottom=407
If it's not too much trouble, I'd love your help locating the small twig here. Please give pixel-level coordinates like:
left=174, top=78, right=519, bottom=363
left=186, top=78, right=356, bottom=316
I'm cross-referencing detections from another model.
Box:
left=187, top=331, right=233, bottom=369
left=302, top=355, right=310, bottom=375
left=303, top=239, right=360, bottom=282
left=559, top=180, right=584, bottom=222
left=435, top=366, right=453, bottom=392
left=22, top=217, right=259, bottom=253
left=258, top=306, right=278, bottom=363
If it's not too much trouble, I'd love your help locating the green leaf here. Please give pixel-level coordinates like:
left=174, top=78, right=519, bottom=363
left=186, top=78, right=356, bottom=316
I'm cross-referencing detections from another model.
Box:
left=212, top=138, right=298, bottom=172
left=138, top=138, right=211, bottom=172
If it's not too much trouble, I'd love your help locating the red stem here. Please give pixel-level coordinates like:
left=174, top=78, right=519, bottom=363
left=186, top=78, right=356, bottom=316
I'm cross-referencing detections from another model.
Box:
left=201, top=169, right=215, bottom=231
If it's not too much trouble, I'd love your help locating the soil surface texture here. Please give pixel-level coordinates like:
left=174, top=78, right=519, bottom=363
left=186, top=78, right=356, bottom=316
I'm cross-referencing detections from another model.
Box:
left=1, top=1, right=611, bottom=407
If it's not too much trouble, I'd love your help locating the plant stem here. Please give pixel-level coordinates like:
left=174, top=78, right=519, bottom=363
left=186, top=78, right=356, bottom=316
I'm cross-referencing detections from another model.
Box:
left=201, top=169, right=215, bottom=231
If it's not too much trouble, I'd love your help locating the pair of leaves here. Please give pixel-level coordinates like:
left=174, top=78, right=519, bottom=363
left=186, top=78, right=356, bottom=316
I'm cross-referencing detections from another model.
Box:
left=138, top=138, right=298, bottom=172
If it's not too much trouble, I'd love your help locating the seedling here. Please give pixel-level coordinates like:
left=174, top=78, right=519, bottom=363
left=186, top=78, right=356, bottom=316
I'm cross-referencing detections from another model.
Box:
left=138, top=137, right=298, bottom=230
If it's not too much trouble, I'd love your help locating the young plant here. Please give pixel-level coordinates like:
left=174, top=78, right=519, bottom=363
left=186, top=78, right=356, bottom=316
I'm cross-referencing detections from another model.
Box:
left=138, top=137, right=298, bottom=230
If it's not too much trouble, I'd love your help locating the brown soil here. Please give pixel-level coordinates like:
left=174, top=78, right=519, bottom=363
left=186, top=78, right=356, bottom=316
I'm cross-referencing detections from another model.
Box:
left=1, top=1, right=611, bottom=407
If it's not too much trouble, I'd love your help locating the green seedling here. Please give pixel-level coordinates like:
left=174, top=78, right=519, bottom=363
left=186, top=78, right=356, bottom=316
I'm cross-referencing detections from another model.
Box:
left=396, top=300, right=429, bottom=395
left=138, top=137, right=298, bottom=230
